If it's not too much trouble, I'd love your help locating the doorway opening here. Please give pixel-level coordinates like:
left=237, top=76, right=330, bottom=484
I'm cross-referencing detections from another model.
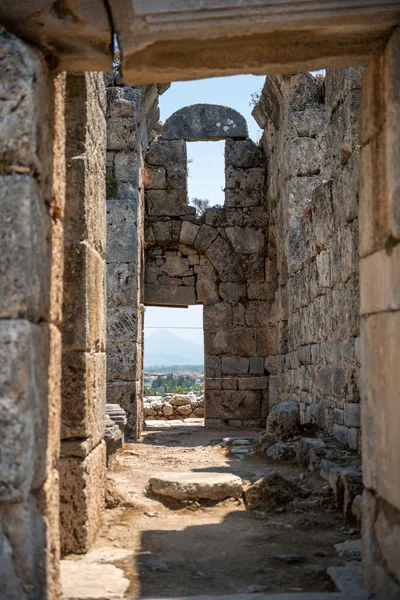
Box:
left=143, top=305, right=205, bottom=425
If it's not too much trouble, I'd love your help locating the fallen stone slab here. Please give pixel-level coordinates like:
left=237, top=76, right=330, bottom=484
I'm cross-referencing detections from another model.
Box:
left=335, top=539, right=362, bottom=561
left=81, top=546, right=134, bottom=564
left=327, top=563, right=364, bottom=595
left=61, top=561, right=129, bottom=599
left=148, top=471, right=243, bottom=500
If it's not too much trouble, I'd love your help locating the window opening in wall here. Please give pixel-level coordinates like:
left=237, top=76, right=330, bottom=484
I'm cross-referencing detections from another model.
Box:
left=143, top=305, right=205, bottom=426
left=187, top=140, right=225, bottom=210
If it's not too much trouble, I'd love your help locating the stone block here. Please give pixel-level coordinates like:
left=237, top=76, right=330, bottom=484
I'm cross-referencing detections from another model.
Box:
left=193, top=224, right=219, bottom=252
left=106, top=262, right=137, bottom=308
left=107, top=118, right=136, bottom=151
left=145, top=167, right=166, bottom=189
left=107, top=196, right=138, bottom=262
left=59, top=441, right=106, bottom=554
left=0, top=175, right=50, bottom=321
left=114, top=151, right=139, bottom=182
left=62, top=244, right=106, bottom=352
left=0, top=30, right=53, bottom=183
left=344, top=403, right=361, bottom=428
left=205, top=327, right=257, bottom=356
left=333, top=408, right=344, bottom=425
left=163, top=104, right=248, bottom=140
left=225, top=227, right=264, bottom=254
left=160, top=254, right=191, bottom=277
left=146, top=189, right=192, bottom=217
left=205, top=354, right=221, bottom=379
left=206, top=390, right=262, bottom=420
left=225, top=138, right=262, bottom=168
left=167, top=166, right=187, bottom=190
left=144, top=284, right=196, bottom=306
left=361, top=311, right=400, bottom=511
left=107, top=88, right=138, bottom=119
left=360, top=246, right=400, bottom=314
left=238, top=376, right=269, bottom=391
left=0, top=320, right=49, bottom=502
left=221, top=378, right=238, bottom=390
left=107, top=340, right=141, bottom=382
left=206, top=236, right=244, bottom=283
left=219, top=283, right=247, bottom=303
left=250, top=356, right=264, bottom=374
left=238, top=252, right=265, bottom=282
left=221, top=356, right=249, bottom=375
left=225, top=168, right=263, bottom=207
left=265, top=355, right=278, bottom=375
left=107, top=307, right=138, bottom=342
left=61, top=351, right=106, bottom=443
left=205, top=377, right=221, bottom=390
left=0, top=495, right=46, bottom=598
left=146, top=138, right=187, bottom=166
left=180, top=221, right=200, bottom=245
left=203, top=303, right=232, bottom=330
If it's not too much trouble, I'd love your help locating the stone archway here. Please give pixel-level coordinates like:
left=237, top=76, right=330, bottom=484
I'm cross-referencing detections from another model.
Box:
left=144, top=104, right=270, bottom=427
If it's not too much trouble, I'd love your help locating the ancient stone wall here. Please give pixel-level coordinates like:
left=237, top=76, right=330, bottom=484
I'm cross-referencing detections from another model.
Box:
left=106, top=74, right=162, bottom=439
left=0, top=26, right=64, bottom=599
left=255, top=70, right=362, bottom=451
left=144, top=107, right=269, bottom=427
left=360, top=29, right=400, bottom=597
left=59, top=72, right=107, bottom=554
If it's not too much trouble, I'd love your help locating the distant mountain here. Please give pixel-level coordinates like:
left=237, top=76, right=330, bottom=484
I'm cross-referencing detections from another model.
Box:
left=144, top=329, right=204, bottom=367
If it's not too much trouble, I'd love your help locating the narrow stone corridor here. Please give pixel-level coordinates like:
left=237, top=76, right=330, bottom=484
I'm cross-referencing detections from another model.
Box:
left=61, top=424, right=364, bottom=599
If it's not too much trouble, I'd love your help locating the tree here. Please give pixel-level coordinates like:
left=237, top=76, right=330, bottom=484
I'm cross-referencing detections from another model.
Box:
left=191, top=197, right=211, bottom=216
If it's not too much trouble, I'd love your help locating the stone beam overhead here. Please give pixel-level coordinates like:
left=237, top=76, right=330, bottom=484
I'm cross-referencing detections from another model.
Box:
left=163, top=104, right=248, bottom=141
left=0, top=1, right=112, bottom=72
left=110, top=0, right=400, bottom=84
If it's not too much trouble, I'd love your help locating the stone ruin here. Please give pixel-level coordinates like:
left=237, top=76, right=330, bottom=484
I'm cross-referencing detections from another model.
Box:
left=1, top=8, right=400, bottom=598
left=144, top=393, right=205, bottom=420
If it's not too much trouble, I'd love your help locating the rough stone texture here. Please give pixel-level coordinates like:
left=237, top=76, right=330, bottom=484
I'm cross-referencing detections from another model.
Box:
left=163, top=104, right=248, bottom=141
left=0, top=27, right=64, bottom=599
left=148, top=472, right=243, bottom=500
left=59, top=441, right=106, bottom=555
left=107, top=77, right=161, bottom=439
left=60, top=72, right=107, bottom=555
left=244, top=469, right=306, bottom=511
left=256, top=70, right=362, bottom=450
left=144, top=120, right=268, bottom=425
left=267, top=400, right=300, bottom=438
left=144, top=393, right=204, bottom=420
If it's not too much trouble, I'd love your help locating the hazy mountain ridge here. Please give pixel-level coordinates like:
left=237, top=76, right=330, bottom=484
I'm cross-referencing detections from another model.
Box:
left=144, top=329, right=204, bottom=367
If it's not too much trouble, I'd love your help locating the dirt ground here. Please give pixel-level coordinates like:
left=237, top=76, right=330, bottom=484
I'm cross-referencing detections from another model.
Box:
left=93, top=422, right=358, bottom=598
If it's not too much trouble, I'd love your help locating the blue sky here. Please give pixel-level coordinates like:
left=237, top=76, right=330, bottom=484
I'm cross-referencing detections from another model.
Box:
left=145, top=75, right=265, bottom=350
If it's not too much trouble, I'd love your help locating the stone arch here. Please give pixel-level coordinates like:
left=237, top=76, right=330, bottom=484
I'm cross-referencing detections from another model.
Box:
left=163, top=103, right=248, bottom=141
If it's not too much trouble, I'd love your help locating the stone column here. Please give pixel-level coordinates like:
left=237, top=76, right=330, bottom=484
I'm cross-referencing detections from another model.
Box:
left=359, top=28, right=400, bottom=596
left=0, top=26, right=65, bottom=599
left=59, top=72, right=107, bottom=554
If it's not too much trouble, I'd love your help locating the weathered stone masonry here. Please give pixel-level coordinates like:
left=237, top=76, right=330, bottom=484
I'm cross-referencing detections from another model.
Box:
left=0, top=27, right=64, bottom=599
left=106, top=74, right=163, bottom=439
left=254, top=70, right=362, bottom=451
left=144, top=104, right=269, bottom=427
left=59, top=72, right=107, bottom=555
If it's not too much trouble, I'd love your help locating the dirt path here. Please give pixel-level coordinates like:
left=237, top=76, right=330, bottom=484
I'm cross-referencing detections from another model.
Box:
left=82, top=422, right=359, bottom=598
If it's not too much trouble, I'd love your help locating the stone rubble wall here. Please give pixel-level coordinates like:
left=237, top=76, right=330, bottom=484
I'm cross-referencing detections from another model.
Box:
left=144, top=127, right=270, bottom=428
left=105, top=73, right=162, bottom=440
left=0, top=26, right=64, bottom=599
left=59, top=72, right=107, bottom=555
left=255, top=70, right=363, bottom=451
left=144, top=393, right=204, bottom=420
